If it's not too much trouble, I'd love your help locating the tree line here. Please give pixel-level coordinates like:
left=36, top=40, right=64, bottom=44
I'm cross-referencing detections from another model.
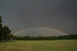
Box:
left=12, top=34, right=77, bottom=40
left=0, top=16, right=11, bottom=41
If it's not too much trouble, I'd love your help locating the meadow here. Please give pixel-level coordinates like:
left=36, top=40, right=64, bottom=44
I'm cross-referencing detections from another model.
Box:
left=0, top=40, right=77, bottom=51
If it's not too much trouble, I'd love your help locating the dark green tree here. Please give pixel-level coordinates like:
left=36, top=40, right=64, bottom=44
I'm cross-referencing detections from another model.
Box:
left=3, top=25, right=11, bottom=40
left=0, top=16, right=11, bottom=41
left=8, top=34, right=14, bottom=40
left=0, top=16, right=2, bottom=41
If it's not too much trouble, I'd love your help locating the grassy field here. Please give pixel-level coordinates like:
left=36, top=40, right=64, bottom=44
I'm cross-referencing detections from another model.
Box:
left=0, top=40, right=77, bottom=51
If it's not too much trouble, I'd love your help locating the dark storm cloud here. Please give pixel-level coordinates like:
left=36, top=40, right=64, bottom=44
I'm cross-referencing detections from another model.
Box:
left=0, top=0, right=77, bottom=34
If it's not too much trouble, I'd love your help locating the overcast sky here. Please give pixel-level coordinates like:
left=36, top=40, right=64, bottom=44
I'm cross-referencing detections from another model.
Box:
left=0, top=0, right=77, bottom=34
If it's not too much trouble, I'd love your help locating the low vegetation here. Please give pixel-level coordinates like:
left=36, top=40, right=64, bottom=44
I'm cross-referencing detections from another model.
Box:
left=0, top=40, right=77, bottom=51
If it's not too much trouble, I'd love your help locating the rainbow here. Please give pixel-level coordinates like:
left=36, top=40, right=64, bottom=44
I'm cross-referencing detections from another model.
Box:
left=14, top=27, right=69, bottom=36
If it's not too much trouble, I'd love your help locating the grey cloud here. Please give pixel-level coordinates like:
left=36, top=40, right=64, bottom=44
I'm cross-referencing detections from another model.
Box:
left=0, top=0, right=77, bottom=34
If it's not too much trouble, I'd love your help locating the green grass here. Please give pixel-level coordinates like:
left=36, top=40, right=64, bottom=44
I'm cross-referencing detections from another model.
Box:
left=0, top=40, right=77, bottom=51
